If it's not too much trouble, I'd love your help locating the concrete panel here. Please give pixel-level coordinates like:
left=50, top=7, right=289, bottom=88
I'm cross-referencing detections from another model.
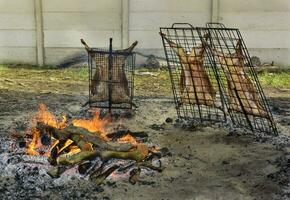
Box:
left=249, top=48, right=290, bottom=67
left=43, top=0, right=121, bottom=12
left=44, top=30, right=121, bottom=48
left=43, top=13, right=121, bottom=31
left=130, top=12, right=211, bottom=31
left=220, top=12, right=290, bottom=31
left=0, top=30, right=36, bottom=47
left=44, top=47, right=85, bottom=65
left=0, top=0, right=34, bottom=13
left=241, top=30, right=290, bottom=48
left=129, top=30, right=163, bottom=49
left=0, top=47, right=36, bottom=64
left=0, top=13, right=35, bottom=30
left=220, top=0, right=290, bottom=12
left=130, top=0, right=211, bottom=12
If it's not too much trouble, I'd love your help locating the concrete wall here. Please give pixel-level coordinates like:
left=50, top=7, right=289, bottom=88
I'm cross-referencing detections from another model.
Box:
left=219, top=0, right=290, bottom=66
left=0, top=0, right=289, bottom=66
left=42, top=0, right=122, bottom=65
left=0, top=0, right=36, bottom=64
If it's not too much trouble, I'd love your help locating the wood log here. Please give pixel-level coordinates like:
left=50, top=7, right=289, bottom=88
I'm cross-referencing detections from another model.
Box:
left=107, top=130, right=148, bottom=143
left=138, top=161, right=164, bottom=172
left=36, top=123, right=133, bottom=152
left=90, top=165, right=119, bottom=185
left=100, top=148, right=146, bottom=162
left=129, top=167, right=141, bottom=185
left=47, top=166, right=69, bottom=178
left=57, top=151, right=99, bottom=165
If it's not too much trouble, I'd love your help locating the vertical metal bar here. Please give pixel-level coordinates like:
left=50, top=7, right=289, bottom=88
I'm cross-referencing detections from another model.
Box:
left=160, top=28, right=181, bottom=118
left=88, top=51, right=91, bottom=107
left=108, top=38, right=113, bottom=113
left=131, top=53, right=136, bottom=109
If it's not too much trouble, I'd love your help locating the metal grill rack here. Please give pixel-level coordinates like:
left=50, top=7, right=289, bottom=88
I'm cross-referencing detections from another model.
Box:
left=81, top=38, right=136, bottom=112
left=160, top=23, right=227, bottom=124
left=197, top=23, right=278, bottom=135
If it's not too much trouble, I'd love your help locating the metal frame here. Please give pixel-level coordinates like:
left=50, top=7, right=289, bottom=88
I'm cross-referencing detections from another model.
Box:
left=160, top=23, right=227, bottom=124
left=197, top=23, right=278, bottom=135
left=84, top=38, right=135, bottom=112
left=160, top=23, right=278, bottom=135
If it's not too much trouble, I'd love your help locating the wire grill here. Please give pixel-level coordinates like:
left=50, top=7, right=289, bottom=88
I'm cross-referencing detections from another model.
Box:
left=197, top=23, right=278, bottom=135
left=160, top=23, right=227, bottom=124
left=83, top=38, right=135, bottom=111
left=160, top=23, right=278, bottom=135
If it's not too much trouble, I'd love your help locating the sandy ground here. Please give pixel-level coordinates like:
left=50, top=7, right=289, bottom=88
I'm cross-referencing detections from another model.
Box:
left=0, top=67, right=289, bottom=200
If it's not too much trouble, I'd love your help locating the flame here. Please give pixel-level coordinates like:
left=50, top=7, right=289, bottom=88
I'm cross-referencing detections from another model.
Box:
left=26, top=104, right=142, bottom=158
left=26, top=104, right=112, bottom=156
left=26, top=104, right=68, bottom=155
left=36, top=104, right=67, bottom=129
left=27, top=128, right=41, bottom=155
left=72, top=109, right=109, bottom=140
left=117, top=134, right=138, bottom=145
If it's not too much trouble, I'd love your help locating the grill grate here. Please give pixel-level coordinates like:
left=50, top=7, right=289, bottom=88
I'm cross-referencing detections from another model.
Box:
left=160, top=23, right=278, bottom=135
left=82, top=38, right=136, bottom=112
left=160, top=23, right=227, bottom=124
left=197, top=23, right=278, bottom=135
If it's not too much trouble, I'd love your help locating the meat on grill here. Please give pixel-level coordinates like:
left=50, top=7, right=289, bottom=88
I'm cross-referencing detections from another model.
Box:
left=90, top=41, right=138, bottom=104
left=212, top=40, right=268, bottom=118
left=161, top=33, right=219, bottom=108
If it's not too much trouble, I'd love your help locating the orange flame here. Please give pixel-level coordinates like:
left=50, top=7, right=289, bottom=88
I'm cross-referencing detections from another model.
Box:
left=36, top=104, right=67, bottom=129
left=72, top=109, right=109, bottom=140
left=27, top=104, right=68, bottom=155
left=27, top=128, right=41, bottom=156
left=118, top=134, right=138, bottom=145
left=26, top=104, right=113, bottom=156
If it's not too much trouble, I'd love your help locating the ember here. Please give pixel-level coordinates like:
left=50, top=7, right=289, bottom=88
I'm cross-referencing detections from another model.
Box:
left=23, top=104, right=166, bottom=185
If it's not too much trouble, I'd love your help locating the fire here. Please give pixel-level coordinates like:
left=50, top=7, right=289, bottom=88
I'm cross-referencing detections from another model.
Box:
left=118, top=134, right=138, bottom=145
left=36, top=104, right=67, bottom=129
left=26, top=104, right=140, bottom=157
left=27, top=128, right=41, bottom=155
left=72, top=109, right=109, bottom=140
left=26, top=104, right=68, bottom=155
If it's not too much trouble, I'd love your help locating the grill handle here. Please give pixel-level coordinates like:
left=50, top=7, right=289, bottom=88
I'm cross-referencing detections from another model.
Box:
left=171, top=23, right=194, bottom=28
left=80, top=39, right=91, bottom=51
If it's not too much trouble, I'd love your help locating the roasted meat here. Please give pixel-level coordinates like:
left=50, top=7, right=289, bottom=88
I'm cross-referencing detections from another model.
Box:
left=212, top=40, right=267, bottom=117
left=90, top=41, right=138, bottom=104
left=161, top=33, right=218, bottom=108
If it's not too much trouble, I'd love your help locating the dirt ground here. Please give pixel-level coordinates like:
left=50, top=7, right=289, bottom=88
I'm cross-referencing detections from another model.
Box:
left=0, top=66, right=290, bottom=200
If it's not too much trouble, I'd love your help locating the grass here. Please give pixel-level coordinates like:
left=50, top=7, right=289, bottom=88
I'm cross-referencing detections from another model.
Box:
left=259, top=71, right=290, bottom=89
left=1, top=64, right=290, bottom=94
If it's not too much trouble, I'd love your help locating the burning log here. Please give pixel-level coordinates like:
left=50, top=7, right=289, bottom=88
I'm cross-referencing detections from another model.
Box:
left=100, top=148, right=146, bottom=162
left=212, top=40, right=268, bottom=118
left=107, top=130, right=148, bottom=143
left=36, top=123, right=132, bottom=152
left=160, top=33, right=219, bottom=108
left=57, top=151, right=99, bottom=165
left=24, top=105, right=166, bottom=184
left=81, top=39, right=138, bottom=104
left=57, top=148, right=147, bottom=166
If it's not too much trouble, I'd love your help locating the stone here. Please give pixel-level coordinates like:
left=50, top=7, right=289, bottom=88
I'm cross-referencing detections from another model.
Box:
left=251, top=56, right=261, bottom=67
left=145, top=55, right=160, bottom=68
